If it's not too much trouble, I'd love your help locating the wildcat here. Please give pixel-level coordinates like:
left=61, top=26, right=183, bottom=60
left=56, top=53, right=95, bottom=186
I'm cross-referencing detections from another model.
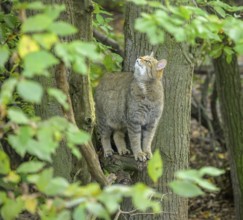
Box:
left=95, top=52, right=167, bottom=161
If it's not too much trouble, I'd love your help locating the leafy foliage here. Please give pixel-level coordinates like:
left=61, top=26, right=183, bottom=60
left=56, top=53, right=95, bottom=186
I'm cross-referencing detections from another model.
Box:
left=129, top=0, right=243, bottom=63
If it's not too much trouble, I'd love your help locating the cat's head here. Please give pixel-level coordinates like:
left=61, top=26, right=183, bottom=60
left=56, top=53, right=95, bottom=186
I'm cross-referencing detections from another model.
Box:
left=134, top=52, right=167, bottom=81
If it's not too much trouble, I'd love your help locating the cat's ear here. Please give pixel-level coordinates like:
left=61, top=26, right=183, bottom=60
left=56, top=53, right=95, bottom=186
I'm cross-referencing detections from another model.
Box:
left=150, top=51, right=154, bottom=57
left=157, top=59, right=167, bottom=71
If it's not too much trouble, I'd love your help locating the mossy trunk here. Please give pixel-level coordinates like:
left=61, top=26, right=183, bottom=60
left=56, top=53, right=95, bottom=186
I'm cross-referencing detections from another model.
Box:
left=213, top=54, right=243, bottom=220
left=121, top=2, right=193, bottom=220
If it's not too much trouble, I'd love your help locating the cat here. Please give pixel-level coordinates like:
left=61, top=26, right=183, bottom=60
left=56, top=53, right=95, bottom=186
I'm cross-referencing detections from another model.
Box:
left=94, top=52, right=167, bottom=161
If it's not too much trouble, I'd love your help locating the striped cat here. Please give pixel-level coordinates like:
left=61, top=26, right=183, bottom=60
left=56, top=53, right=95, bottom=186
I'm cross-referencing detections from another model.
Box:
left=95, top=52, right=167, bottom=161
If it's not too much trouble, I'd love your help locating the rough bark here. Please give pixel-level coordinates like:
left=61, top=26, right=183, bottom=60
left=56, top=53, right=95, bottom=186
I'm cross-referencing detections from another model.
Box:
left=121, top=2, right=193, bottom=220
left=213, top=54, right=243, bottom=220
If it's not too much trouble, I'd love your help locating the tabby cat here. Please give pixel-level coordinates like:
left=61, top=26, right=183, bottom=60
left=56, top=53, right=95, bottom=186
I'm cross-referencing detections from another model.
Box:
left=95, top=52, right=167, bottom=161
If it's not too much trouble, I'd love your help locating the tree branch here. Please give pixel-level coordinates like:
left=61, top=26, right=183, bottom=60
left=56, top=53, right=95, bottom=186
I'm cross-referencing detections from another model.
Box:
left=55, top=63, right=108, bottom=187
left=93, top=29, right=124, bottom=58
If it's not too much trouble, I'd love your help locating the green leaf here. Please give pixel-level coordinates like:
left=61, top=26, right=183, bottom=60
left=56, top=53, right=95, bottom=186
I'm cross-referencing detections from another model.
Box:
left=44, top=4, right=66, bottom=21
left=0, top=150, right=10, bottom=175
left=33, top=33, right=58, bottom=50
left=67, top=127, right=90, bottom=145
left=0, top=45, right=9, bottom=68
left=169, top=180, right=204, bottom=197
left=48, top=21, right=77, bottom=36
left=27, top=2, right=45, bottom=10
left=17, top=161, right=45, bottom=174
left=8, top=126, right=35, bottom=157
left=86, top=202, right=110, bottom=220
left=17, top=80, right=43, bottom=103
left=23, top=50, right=59, bottom=77
left=132, top=183, right=156, bottom=211
left=147, top=150, right=163, bottom=183
left=1, top=197, right=24, bottom=220
left=44, top=177, right=69, bottom=196
left=22, top=14, right=53, bottom=32
left=0, top=78, right=17, bottom=105
left=57, top=210, right=71, bottom=220
left=213, top=6, right=226, bottom=18
left=73, top=205, right=87, bottom=220
left=199, top=166, right=225, bottom=177
left=196, top=179, right=219, bottom=191
left=48, top=88, right=69, bottom=110
left=8, top=108, right=29, bottom=124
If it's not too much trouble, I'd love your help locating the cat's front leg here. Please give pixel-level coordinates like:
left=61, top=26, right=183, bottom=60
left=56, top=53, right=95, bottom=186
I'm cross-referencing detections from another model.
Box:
left=142, top=124, right=157, bottom=159
left=127, top=123, right=146, bottom=161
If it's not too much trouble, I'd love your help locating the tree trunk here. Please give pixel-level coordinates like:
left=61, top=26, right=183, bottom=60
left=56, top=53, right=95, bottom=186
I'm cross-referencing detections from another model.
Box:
left=213, top=54, right=243, bottom=220
left=121, top=2, right=193, bottom=220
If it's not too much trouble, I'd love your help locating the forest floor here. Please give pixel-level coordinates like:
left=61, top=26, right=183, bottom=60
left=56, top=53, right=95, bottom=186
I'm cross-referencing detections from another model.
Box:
left=189, top=120, right=235, bottom=220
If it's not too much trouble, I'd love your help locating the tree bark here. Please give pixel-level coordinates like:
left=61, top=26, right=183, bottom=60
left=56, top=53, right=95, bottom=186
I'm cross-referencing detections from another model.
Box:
left=121, top=2, right=193, bottom=220
left=213, top=54, right=243, bottom=220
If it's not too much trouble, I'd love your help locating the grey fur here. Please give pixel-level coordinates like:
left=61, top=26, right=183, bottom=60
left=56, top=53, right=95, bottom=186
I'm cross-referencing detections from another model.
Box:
left=94, top=55, right=167, bottom=161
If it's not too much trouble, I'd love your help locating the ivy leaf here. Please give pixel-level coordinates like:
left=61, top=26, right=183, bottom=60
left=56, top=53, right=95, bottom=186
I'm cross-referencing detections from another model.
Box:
left=17, top=80, right=43, bottom=103
left=147, top=150, right=163, bottom=183
left=0, top=150, right=10, bottom=175
left=17, top=161, right=45, bottom=174
left=169, top=180, right=204, bottom=197
left=48, top=21, right=77, bottom=36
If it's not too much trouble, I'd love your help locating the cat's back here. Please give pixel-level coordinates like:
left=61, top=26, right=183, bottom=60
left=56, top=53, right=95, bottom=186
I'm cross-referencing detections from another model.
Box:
left=96, top=72, right=133, bottom=92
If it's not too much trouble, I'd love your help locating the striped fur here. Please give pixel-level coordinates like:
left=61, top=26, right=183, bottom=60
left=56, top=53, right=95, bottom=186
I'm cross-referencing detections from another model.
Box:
left=95, top=54, right=167, bottom=161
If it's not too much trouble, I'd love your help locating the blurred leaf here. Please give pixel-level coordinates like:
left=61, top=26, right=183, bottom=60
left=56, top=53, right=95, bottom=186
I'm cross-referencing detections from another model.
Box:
left=17, top=161, right=45, bottom=174
left=169, top=180, right=204, bottom=197
left=0, top=45, right=9, bottom=67
left=8, top=126, right=34, bottom=157
left=147, top=150, right=163, bottom=183
left=0, top=192, right=7, bottom=205
left=0, top=150, right=10, bottom=175
left=0, top=78, right=17, bottom=105
left=8, top=108, right=29, bottom=124
left=23, top=50, right=59, bottom=77
left=196, top=179, right=219, bottom=191
left=18, top=35, right=40, bottom=58
left=44, top=4, right=66, bottom=21
left=128, top=0, right=148, bottom=5
left=17, top=80, right=43, bottom=103
left=213, top=6, right=226, bottom=18
left=27, top=2, right=45, bottom=10
left=57, top=210, right=71, bottom=220
left=4, top=171, right=20, bottom=183
left=22, top=14, right=53, bottom=32
left=45, top=177, right=69, bottom=196
left=73, top=205, right=87, bottom=220
left=23, top=196, right=37, bottom=214
left=48, top=88, right=69, bottom=110
left=87, top=202, right=110, bottom=220
left=48, top=21, right=77, bottom=36
left=33, top=33, right=58, bottom=50
left=67, top=128, right=90, bottom=145
left=1, top=197, right=24, bottom=220
left=132, top=183, right=156, bottom=211
left=199, top=166, right=225, bottom=177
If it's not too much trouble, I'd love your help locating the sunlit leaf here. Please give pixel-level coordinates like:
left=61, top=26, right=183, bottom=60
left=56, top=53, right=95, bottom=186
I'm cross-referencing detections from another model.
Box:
left=1, top=197, right=24, bottom=220
left=48, top=21, right=77, bottom=36
left=147, top=150, right=163, bottom=183
left=0, top=45, right=9, bottom=67
left=199, top=166, right=225, bottom=177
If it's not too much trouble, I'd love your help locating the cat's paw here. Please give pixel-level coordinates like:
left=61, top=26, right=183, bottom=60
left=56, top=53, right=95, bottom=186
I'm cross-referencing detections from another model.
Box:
left=144, top=151, right=153, bottom=160
left=134, top=152, right=147, bottom=162
left=104, top=149, right=114, bottom=157
left=118, top=148, right=130, bottom=155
